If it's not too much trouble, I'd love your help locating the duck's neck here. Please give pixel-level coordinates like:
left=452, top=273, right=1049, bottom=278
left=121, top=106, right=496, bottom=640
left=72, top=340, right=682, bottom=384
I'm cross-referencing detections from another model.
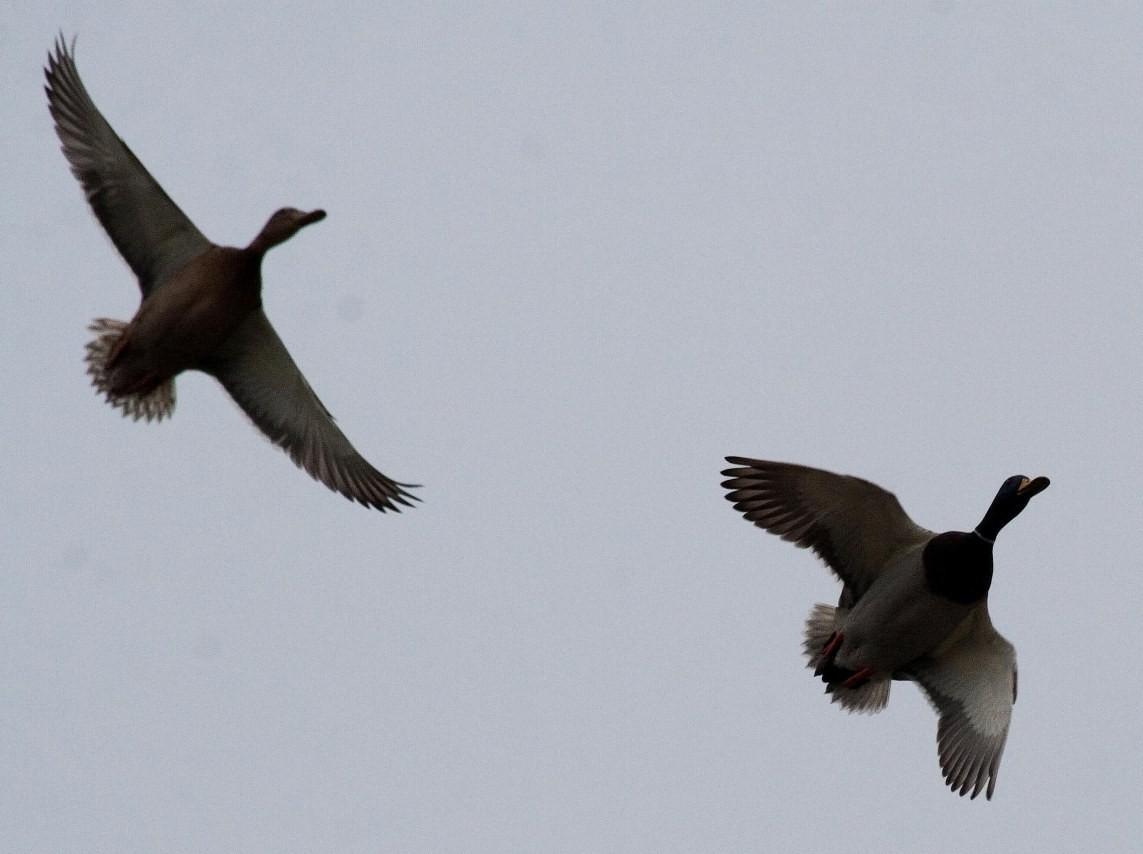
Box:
left=244, top=233, right=277, bottom=257
left=923, top=531, right=994, bottom=605
left=975, top=501, right=1018, bottom=543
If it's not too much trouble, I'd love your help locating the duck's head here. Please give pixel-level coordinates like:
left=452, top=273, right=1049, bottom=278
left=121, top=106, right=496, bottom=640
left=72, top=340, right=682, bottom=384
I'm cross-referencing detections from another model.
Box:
left=249, top=207, right=327, bottom=253
left=974, top=474, right=1050, bottom=543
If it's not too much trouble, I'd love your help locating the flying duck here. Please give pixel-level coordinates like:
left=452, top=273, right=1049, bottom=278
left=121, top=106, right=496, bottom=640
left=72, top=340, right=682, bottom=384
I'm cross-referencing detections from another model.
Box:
left=44, top=37, right=416, bottom=512
left=720, top=457, right=1049, bottom=799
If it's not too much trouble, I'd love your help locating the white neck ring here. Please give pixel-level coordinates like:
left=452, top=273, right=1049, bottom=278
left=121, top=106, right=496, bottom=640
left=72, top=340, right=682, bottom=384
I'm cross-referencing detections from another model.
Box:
left=973, top=528, right=995, bottom=545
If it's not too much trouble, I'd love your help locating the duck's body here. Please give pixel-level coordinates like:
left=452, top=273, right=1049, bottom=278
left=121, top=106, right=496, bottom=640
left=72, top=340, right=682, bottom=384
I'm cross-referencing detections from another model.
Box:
left=721, top=457, right=1049, bottom=799
left=826, top=542, right=973, bottom=674
left=101, top=246, right=260, bottom=395
left=45, top=38, right=416, bottom=512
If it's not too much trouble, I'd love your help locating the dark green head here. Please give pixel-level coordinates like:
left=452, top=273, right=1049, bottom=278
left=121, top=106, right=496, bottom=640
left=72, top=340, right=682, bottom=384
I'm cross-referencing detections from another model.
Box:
left=974, top=475, right=1050, bottom=543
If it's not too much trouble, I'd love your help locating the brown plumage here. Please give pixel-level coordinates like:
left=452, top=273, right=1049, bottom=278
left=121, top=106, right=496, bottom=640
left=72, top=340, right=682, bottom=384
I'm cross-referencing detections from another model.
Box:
left=45, top=37, right=417, bottom=512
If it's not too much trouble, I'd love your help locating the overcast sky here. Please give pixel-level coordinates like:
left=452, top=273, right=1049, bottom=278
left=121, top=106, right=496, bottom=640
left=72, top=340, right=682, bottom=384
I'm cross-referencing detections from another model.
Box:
left=5, top=3, right=1142, bottom=851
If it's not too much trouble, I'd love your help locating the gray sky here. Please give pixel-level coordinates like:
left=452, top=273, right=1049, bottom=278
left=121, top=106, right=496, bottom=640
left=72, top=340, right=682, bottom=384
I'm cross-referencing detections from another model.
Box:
left=5, top=2, right=1141, bottom=851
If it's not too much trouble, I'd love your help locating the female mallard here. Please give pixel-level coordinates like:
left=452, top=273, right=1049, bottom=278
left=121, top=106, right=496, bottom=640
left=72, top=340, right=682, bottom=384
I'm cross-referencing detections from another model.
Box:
left=44, top=37, right=416, bottom=512
left=720, top=458, right=1049, bottom=800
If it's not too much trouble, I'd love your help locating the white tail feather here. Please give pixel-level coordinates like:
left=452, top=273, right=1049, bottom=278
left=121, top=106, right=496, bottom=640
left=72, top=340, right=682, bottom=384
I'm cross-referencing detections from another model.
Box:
left=803, top=602, right=891, bottom=715
left=85, top=319, right=176, bottom=423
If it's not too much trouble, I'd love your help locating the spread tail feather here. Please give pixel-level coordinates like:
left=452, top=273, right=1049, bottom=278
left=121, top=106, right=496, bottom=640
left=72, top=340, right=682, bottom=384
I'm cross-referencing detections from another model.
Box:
left=85, top=319, right=176, bottom=422
left=803, top=602, right=891, bottom=715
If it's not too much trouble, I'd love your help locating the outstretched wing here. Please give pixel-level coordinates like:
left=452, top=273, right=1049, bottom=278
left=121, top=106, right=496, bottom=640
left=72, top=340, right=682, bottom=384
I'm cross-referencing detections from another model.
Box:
left=45, top=36, right=210, bottom=295
left=721, top=458, right=931, bottom=598
left=906, top=608, right=1017, bottom=800
left=207, top=310, right=418, bottom=512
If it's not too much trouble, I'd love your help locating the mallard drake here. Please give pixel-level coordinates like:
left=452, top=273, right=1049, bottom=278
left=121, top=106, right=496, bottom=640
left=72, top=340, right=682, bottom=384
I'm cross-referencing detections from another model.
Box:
left=720, top=457, right=1049, bottom=800
left=44, top=37, right=416, bottom=512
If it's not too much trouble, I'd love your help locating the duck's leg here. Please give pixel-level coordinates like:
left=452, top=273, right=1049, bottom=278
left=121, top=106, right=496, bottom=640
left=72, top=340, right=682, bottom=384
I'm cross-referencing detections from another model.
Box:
left=814, top=632, right=844, bottom=677
left=815, top=632, right=876, bottom=688
left=840, top=666, right=875, bottom=690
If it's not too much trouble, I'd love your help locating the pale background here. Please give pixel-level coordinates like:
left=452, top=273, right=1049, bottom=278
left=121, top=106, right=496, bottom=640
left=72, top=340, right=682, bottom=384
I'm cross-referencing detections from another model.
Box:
left=4, top=3, right=1140, bottom=851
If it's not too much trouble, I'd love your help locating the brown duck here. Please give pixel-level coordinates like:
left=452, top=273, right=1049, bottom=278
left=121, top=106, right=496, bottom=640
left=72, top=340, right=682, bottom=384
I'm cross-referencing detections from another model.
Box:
left=45, top=38, right=416, bottom=512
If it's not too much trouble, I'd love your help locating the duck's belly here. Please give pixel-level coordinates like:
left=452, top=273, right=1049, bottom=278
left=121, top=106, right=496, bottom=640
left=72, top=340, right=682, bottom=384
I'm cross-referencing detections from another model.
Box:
left=120, top=252, right=258, bottom=379
left=835, top=562, right=972, bottom=675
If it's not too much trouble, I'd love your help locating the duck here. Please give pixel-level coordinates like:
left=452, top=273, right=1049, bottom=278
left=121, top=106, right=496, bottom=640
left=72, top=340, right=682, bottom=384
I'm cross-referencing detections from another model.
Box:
left=720, top=457, right=1049, bottom=800
left=44, top=37, right=416, bottom=512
